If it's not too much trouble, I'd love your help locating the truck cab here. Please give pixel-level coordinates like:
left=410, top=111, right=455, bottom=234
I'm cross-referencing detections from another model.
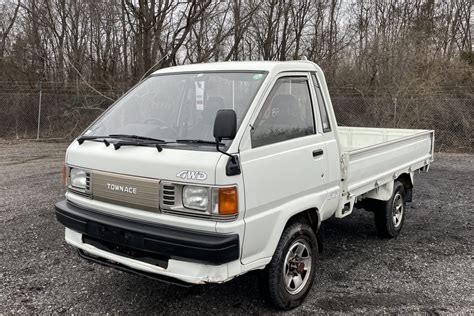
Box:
left=56, top=61, right=434, bottom=309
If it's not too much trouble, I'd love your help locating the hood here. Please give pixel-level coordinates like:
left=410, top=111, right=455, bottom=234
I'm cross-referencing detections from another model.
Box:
left=66, top=141, right=220, bottom=185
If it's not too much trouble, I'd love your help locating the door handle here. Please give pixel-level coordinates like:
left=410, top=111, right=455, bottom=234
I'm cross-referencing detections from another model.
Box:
left=312, top=149, right=324, bottom=157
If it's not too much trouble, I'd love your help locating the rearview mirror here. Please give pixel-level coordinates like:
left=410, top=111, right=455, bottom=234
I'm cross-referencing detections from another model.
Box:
left=213, top=109, right=237, bottom=141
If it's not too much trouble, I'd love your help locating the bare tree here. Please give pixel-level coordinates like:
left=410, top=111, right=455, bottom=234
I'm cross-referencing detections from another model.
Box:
left=0, top=0, right=471, bottom=91
left=0, top=0, right=20, bottom=59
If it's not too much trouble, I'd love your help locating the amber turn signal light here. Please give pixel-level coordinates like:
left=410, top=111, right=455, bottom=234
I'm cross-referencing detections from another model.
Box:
left=218, top=187, right=238, bottom=215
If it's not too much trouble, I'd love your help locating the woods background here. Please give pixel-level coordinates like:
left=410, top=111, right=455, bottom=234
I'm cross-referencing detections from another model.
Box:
left=0, top=0, right=472, bottom=152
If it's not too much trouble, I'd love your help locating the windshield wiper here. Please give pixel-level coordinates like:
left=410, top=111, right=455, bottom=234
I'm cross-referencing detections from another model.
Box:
left=77, top=135, right=111, bottom=146
left=176, top=139, right=224, bottom=146
left=77, top=134, right=166, bottom=152
left=109, top=134, right=167, bottom=143
left=110, top=135, right=167, bottom=152
left=113, top=141, right=163, bottom=152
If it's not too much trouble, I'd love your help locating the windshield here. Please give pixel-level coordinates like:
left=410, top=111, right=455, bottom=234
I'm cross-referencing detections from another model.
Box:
left=84, top=72, right=267, bottom=145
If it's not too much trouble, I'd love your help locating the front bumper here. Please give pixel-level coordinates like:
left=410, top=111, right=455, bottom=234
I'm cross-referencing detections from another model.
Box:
left=55, top=200, right=240, bottom=283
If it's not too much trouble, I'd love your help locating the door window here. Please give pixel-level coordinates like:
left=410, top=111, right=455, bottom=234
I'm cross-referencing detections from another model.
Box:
left=311, top=73, right=331, bottom=132
left=251, top=76, right=316, bottom=148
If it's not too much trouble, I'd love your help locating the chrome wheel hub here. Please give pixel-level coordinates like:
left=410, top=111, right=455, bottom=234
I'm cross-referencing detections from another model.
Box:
left=283, top=239, right=312, bottom=295
left=392, top=193, right=404, bottom=229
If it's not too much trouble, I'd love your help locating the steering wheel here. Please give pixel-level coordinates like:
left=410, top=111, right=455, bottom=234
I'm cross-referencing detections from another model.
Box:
left=144, top=117, right=179, bottom=136
left=144, top=117, right=175, bottom=128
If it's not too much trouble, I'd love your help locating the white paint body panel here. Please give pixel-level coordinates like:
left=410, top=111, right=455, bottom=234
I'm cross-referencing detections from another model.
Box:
left=61, top=61, right=434, bottom=284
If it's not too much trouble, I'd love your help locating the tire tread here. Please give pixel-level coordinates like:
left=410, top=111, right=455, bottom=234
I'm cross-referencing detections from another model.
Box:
left=373, top=181, right=406, bottom=238
left=262, top=221, right=318, bottom=310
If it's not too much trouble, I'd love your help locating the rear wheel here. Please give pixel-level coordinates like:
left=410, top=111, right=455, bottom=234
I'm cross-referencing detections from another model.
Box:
left=262, top=221, right=318, bottom=310
left=373, top=181, right=406, bottom=238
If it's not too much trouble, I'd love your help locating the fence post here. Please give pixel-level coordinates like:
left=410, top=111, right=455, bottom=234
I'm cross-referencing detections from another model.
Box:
left=36, top=81, right=42, bottom=140
left=393, top=97, right=397, bottom=128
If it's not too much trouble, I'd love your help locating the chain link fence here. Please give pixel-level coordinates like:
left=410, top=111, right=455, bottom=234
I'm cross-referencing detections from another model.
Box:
left=1, top=93, right=112, bottom=140
left=0, top=86, right=472, bottom=152
left=331, top=95, right=473, bottom=153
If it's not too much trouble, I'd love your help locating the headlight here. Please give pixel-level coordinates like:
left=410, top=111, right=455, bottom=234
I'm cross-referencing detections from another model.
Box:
left=182, top=186, right=209, bottom=211
left=70, top=168, right=87, bottom=189
left=162, top=183, right=238, bottom=219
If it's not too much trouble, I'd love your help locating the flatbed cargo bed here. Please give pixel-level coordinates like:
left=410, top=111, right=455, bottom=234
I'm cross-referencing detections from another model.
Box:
left=336, top=127, right=434, bottom=217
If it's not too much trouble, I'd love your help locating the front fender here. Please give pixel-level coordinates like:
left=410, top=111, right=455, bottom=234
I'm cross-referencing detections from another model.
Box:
left=240, top=191, right=325, bottom=265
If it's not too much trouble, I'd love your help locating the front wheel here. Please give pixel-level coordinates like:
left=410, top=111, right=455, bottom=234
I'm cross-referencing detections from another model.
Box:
left=373, top=181, right=406, bottom=238
left=262, top=221, right=318, bottom=310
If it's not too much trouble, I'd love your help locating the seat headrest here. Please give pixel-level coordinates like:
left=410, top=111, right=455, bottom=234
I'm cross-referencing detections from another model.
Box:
left=271, top=95, right=297, bottom=124
left=200, top=96, right=224, bottom=124
left=206, top=96, right=224, bottom=112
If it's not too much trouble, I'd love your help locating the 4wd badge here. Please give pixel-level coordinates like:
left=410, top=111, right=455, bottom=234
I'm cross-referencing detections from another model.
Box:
left=176, top=170, right=207, bottom=181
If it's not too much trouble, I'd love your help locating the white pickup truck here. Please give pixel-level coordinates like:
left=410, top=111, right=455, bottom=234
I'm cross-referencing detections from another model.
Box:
left=55, top=61, right=434, bottom=309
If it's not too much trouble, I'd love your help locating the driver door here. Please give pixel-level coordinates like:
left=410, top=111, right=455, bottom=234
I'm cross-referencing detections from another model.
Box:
left=239, top=72, right=329, bottom=264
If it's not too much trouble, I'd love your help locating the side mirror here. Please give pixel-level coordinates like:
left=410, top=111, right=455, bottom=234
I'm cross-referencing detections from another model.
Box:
left=213, top=109, right=237, bottom=141
left=213, top=109, right=241, bottom=176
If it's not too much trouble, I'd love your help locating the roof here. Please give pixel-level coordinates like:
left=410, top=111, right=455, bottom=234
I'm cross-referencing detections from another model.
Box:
left=152, top=60, right=322, bottom=75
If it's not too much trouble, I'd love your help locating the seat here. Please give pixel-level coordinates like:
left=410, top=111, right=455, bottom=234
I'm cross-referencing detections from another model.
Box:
left=270, top=94, right=299, bottom=126
left=203, top=96, right=224, bottom=125
left=188, top=96, right=224, bottom=140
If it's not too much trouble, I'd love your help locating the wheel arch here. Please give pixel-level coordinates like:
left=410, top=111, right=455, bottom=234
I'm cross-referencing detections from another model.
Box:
left=395, top=172, right=413, bottom=202
left=241, top=195, right=327, bottom=265
left=363, top=171, right=414, bottom=203
left=285, top=208, right=323, bottom=253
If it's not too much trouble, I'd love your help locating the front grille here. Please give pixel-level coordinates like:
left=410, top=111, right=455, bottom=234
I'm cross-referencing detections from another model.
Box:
left=85, top=172, right=91, bottom=191
left=161, top=184, right=176, bottom=206
left=91, top=171, right=160, bottom=212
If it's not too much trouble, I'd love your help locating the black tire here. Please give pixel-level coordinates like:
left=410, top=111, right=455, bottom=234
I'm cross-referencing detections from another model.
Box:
left=373, top=181, right=406, bottom=238
left=262, top=221, right=318, bottom=310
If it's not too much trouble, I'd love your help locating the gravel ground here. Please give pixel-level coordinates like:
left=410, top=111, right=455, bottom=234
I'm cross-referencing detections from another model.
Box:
left=1, top=141, right=473, bottom=314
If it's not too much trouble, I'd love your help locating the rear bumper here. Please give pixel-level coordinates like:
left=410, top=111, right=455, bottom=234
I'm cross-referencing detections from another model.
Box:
left=55, top=200, right=240, bottom=266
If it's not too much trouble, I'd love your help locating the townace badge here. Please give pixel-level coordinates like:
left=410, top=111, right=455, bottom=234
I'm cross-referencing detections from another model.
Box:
left=106, top=183, right=138, bottom=195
